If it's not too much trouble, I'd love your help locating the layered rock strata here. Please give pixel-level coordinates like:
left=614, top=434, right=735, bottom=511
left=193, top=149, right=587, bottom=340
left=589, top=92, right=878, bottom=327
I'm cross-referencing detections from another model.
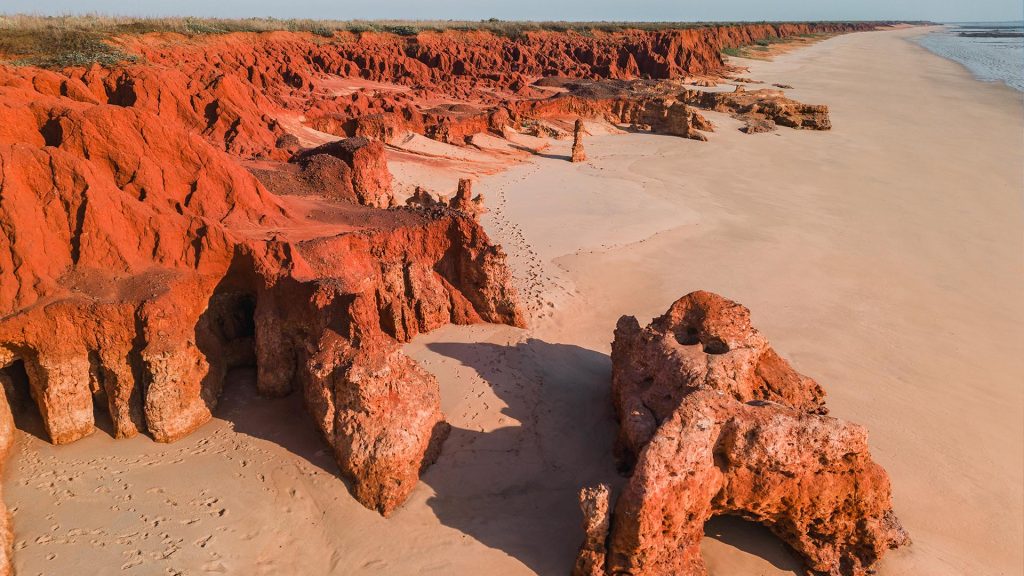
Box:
left=576, top=291, right=908, bottom=576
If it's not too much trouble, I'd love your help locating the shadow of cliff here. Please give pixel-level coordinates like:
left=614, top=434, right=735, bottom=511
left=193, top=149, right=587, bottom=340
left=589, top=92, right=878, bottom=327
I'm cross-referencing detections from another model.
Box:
left=420, top=337, right=810, bottom=575
left=420, top=338, right=621, bottom=575
left=214, top=367, right=341, bottom=479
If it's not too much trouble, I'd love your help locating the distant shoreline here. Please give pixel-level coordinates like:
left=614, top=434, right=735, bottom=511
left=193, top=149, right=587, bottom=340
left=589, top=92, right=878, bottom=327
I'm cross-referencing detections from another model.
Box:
left=912, top=24, right=1024, bottom=92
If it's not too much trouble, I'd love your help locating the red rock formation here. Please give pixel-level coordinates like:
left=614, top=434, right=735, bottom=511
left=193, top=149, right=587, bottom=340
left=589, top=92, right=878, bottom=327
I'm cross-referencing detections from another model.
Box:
left=610, top=290, right=826, bottom=469
left=574, top=484, right=612, bottom=576
left=576, top=292, right=908, bottom=576
left=405, top=185, right=439, bottom=208
left=24, top=22, right=865, bottom=157
left=449, top=178, right=485, bottom=216
left=684, top=87, right=832, bottom=131
left=406, top=180, right=486, bottom=218
left=0, top=58, right=526, bottom=539
left=590, top=391, right=910, bottom=576
left=648, top=101, right=711, bottom=141
left=293, top=137, right=394, bottom=207
left=571, top=119, right=587, bottom=162
left=742, top=118, right=778, bottom=133
left=508, top=81, right=716, bottom=142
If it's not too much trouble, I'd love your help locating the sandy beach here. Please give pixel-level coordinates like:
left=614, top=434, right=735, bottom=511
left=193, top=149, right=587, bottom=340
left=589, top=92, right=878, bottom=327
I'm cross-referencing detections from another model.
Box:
left=5, top=26, right=1022, bottom=575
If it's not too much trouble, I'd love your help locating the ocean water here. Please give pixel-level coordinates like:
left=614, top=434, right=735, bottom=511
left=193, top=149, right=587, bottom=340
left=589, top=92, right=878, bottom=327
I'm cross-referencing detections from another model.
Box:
left=914, top=22, right=1024, bottom=92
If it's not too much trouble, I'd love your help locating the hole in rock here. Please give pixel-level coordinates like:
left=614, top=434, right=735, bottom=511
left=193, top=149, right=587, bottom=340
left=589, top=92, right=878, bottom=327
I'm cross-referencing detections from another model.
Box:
left=703, top=338, right=729, bottom=355
left=39, top=117, right=63, bottom=147
left=105, top=78, right=138, bottom=107
left=199, top=280, right=341, bottom=482
left=702, top=515, right=803, bottom=573
left=674, top=325, right=701, bottom=346
left=0, top=359, right=48, bottom=440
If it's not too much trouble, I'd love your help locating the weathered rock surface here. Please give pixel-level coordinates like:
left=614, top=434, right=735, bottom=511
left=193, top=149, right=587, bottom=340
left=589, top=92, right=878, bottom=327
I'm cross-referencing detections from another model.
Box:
left=6, top=23, right=865, bottom=158
left=742, top=118, right=778, bottom=133
left=598, top=391, right=910, bottom=576
left=292, top=137, right=394, bottom=207
left=577, top=292, right=908, bottom=576
left=0, top=56, right=526, bottom=537
left=571, top=119, right=587, bottom=162
left=574, top=484, right=612, bottom=576
left=406, top=180, right=486, bottom=218
left=449, top=178, right=485, bottom=216
left=684, top=88, right=832, bottom=131
left=611, top=290, right=827, bottom=469
left=509, top=80, right=717, bottom=141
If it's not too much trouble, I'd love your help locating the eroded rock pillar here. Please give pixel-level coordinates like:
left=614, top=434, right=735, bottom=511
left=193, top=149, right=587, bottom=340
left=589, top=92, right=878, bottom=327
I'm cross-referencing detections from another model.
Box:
left=571, top=118, right=587, bottom=163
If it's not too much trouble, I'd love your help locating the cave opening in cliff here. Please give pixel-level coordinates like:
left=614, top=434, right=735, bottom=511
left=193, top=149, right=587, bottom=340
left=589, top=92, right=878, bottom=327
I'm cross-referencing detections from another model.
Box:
left=206, top=291, right=259, bottom=372
left=200, top=289, right=342, bottom=480
left=0, top=358, right=47, bottom=439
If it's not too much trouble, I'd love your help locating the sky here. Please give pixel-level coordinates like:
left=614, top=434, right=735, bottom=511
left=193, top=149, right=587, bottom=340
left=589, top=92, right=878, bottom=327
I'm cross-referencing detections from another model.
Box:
left=1, top=0, right=1021, bottom=23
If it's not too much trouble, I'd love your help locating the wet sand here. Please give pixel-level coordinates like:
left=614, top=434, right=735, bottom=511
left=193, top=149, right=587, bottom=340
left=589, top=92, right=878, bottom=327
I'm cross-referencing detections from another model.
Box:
left=5, top=26, right=1022, bottom=575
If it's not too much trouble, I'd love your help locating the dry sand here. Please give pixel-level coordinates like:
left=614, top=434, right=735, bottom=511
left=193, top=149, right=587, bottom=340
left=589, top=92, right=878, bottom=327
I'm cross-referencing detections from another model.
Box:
left=5, top=27, right=1022, bottom=575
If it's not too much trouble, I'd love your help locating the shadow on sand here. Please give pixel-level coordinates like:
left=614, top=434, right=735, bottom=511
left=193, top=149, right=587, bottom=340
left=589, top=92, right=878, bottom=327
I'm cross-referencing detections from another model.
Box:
left=420, top=337, right=803, bottom=575
left=421, top=338, right=618, bottom=575
left=214, top=367, right=341, bottom=479
left=533, top=152, right=573, bottom=161
left=131, top=339, right=803, bottom=575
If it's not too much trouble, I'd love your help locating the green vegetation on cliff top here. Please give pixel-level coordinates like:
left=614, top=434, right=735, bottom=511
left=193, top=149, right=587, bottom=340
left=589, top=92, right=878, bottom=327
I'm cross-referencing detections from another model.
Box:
left=0, top=15, right=911, bottom=69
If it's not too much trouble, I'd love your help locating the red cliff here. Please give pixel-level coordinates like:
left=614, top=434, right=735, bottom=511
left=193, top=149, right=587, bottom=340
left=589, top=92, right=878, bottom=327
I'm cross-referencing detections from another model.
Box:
left=0, top=21, right=880, bottom=575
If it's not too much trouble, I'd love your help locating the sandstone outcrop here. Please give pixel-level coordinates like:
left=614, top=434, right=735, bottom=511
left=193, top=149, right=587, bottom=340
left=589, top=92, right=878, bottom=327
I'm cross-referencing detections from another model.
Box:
left=0, top=56, right=526, bottom=543
left=574, top=484, right=613, bottom=576
left=6, top=22, right=867, bottom=160
left=449, top=178, right=485, bottom=216
left=405, top=180, right=486, bottom=217
left=742, top=118, right=778, bottom=133
left=571, top=119, right=587, bottom=162
left=509, top=80, right=717, bottom=141
left=648, top=101, right=711, bottom=141
left=405, top=185, right=440, bottom=208
left=292, top=137, right=394, bottom=207
left=576, top=292, right=908, bottom=576
left=684, top=88, right=832, bottom=131
left=610, top=290, right=827, bottom=469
